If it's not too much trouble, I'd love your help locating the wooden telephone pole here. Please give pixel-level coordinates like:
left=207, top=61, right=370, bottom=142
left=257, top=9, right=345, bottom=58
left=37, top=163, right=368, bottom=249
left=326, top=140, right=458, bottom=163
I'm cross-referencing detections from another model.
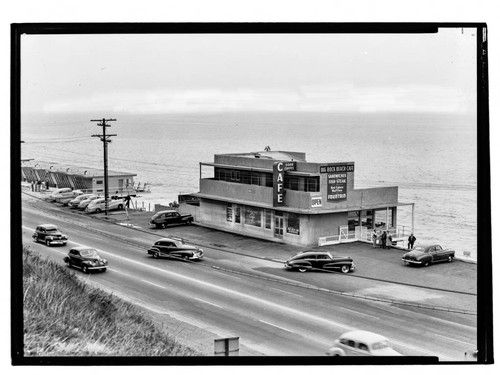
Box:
left=91, top=118, right=116, bottom=215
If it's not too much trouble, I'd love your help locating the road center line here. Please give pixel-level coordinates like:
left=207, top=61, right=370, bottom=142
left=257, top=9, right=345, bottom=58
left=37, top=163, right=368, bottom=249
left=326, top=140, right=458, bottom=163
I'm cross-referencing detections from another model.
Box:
left=258, top=320, right=295, bottom=334
left=141, top=279, right=167, bottom=289
left=193, top=297, right=223, bottom=309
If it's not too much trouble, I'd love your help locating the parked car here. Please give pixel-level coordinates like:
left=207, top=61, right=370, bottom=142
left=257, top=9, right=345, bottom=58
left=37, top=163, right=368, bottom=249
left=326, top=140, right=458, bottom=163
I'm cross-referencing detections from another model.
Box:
left=85, top=197, right=125, bottom=213
left=32, top=224, right=68, bottom=246
left=401, top=244, right=455, bottom=267
left=47, top=188, right=72, bottom=202
left=68, top=193, right=98, bottom=208
left=77, top=195, right=101, bottom=210
left=63, top=246, right=108, bottom=273
left=284, top=251, right=355, bottom=273
left=326, top=331, right=402, bottom=356
left=147, top=237, right=204, bottom=260
left=54, top=190, right=84, bottom=205
left=149, top=210, right=194, bottom=228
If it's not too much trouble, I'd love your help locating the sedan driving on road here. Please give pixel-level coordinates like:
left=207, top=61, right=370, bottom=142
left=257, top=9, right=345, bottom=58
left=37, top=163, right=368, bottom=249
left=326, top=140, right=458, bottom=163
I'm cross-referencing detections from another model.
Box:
left=32, top=224, right=68, bottom=246
left=284, top=251, right=355, bottom=273
left=63, top=247, right=108, bottom=273
left=402, top=244, right=455, bottom=267
left=326, top=330, right=402, bottom=356
left=147, top=237, right=204, bottom=260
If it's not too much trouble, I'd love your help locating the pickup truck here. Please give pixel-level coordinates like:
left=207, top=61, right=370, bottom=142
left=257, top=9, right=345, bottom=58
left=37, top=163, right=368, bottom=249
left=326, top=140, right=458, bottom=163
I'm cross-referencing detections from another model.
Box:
left=149, top=210, right=193, bottom=229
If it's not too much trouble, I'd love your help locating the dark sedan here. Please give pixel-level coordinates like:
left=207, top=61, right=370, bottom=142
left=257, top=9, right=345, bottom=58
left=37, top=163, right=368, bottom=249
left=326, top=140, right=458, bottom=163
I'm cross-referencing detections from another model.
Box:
left=284, top=251, right=355, bottom=273
left=402, top=244, right=455, bottom=267
left=63, top=246, right=108, bottom=273
left=147, top=237, right=204, bottom=260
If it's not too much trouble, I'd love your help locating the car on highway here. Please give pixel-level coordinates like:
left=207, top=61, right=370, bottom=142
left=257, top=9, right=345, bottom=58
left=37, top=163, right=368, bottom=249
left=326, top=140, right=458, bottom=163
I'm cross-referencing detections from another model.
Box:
left=85, top=197, right=126, bottom=213
left=401, top=244, right=455, bottom=267
left=326, top=330, right=402, bottom=356
left=147, top=237, right=204, bottom=260
left=63, top=246, right=108, bottom=273
left=47, top=188, right=72, bottom=202
left=284, top=251, right=355, bottom=273
left=32, top=224, right=68, bottom=246
left=149, top=210, right=194, bottom=228
left=68, top=193, right=98, bottom=208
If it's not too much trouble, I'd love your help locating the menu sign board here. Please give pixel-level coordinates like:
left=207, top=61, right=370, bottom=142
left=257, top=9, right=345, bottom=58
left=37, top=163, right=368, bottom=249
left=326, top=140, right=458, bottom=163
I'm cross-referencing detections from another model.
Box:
left=327, top=173, right=347, bottom=201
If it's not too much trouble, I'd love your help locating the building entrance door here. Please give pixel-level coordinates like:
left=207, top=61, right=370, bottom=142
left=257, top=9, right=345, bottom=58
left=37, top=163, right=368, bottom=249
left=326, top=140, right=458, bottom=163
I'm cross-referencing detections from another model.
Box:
left=274, top=216, right=284, bottom=237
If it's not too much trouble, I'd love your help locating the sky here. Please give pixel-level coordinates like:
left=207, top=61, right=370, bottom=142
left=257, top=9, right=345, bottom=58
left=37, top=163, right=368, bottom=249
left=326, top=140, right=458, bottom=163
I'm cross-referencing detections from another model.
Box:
left=20, top=27, right=478, bottom=116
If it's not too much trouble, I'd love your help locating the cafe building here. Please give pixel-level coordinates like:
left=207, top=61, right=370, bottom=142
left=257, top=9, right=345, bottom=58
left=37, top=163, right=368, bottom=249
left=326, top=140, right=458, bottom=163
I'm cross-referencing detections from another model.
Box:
left=181, top=150, right=414, bottom=247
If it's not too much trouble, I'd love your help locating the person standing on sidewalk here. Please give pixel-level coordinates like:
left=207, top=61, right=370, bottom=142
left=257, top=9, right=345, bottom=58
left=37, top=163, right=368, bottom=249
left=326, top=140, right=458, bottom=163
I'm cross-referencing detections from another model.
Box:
left=371, top=229, right=378, bottom=247
left=408, top=233, right=416, bottom=249
left=381, top=231, right=387, bottom=249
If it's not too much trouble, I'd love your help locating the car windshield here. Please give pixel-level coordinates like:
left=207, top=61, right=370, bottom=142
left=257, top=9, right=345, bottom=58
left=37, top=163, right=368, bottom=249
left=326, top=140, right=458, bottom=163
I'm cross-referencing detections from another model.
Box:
left=45, top=228, right=59, bottom=233
left=79, top=249, right=98, bottom=257
left=412, top=246, right=426, bottom=252
left=372, top=340, right=390, bottom=350
left=171, top=239, right=184, bottom=247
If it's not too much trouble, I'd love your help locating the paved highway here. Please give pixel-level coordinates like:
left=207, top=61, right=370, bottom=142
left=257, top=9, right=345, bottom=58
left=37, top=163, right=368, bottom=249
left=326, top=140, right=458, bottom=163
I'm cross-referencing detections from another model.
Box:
left=20, top=199, right=476, bottom=360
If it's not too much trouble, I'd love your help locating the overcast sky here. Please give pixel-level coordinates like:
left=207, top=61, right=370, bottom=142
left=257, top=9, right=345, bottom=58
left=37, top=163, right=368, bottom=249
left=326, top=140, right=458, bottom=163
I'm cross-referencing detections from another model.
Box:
left=21, top=27, right=477, bottom=115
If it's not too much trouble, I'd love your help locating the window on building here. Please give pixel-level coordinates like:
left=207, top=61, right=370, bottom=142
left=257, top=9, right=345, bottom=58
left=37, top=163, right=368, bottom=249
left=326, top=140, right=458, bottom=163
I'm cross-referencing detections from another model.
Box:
left=286, top=213, right=300, bottom=235
left=244, top=206, right=261, bottom=227
left=306, top=177, right=319, bottom=192
left=264, top=209, right=272, bottom=229
left=235, top=206, right=241, bottom=223
left=226, top=203, right=233, bottom=222
left=250, top=172, right=260, bottom=185
left=96, top=180, right=103, bottom=185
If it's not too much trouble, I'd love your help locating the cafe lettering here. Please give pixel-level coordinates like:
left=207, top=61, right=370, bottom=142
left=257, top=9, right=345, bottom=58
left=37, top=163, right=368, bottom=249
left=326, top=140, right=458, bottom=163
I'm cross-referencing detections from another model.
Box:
left=273, top=162, right=285, bottom=206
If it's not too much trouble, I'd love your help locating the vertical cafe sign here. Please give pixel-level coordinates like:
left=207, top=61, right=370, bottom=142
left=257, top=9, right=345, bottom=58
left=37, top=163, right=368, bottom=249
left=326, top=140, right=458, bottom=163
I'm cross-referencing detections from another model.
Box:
left=320, top=164, right=353, bottom=202
left=273, top=161, right=295, bottom=207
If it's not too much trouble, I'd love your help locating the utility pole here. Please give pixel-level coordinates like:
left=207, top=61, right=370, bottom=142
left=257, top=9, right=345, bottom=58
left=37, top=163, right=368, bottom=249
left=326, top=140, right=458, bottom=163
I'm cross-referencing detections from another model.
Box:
left=91, top=118, right=116, bottom=215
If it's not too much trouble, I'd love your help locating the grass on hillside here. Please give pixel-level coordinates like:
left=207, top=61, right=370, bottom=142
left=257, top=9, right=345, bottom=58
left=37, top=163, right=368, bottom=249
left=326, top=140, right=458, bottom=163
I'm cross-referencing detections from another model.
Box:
left=22, top=247, right=200, bottom=356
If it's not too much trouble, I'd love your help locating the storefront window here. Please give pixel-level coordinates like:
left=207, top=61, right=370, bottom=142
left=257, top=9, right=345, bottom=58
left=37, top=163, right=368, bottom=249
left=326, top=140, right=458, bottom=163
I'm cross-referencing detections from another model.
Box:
left=235, top=206, right=241, bottom=223
left=226, top=203, right=233, bottom=222
left=374, top=208, right=393, bottom=228
left=287, top=213, right=300, bottom=235
left=265, top=209, right=272, bottom=229
left=244, top=206, right=261, bottom=227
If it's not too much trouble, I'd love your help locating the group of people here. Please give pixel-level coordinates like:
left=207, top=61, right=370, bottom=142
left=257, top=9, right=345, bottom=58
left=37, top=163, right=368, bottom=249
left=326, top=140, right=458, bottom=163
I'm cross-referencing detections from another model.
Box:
left=371, top=229, right=393, bottom=249
left=371, top=229, right=417, bottom=250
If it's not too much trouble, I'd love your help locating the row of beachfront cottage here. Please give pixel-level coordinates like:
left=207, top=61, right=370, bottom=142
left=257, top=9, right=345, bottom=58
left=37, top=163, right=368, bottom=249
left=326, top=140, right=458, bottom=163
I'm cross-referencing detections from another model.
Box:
left=22, top=150, right=415, bottom=247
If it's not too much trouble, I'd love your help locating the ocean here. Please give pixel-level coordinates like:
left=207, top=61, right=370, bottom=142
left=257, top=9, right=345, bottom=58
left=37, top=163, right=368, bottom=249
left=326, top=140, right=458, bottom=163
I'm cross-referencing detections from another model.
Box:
left=20, top=111, right=478, bottom=259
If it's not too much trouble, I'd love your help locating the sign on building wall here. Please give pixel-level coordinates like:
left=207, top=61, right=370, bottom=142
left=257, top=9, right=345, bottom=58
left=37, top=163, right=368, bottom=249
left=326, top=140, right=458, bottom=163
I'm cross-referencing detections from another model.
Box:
left=311, top=196, right=322, bottom=207
left=273, top=162, right=285, bottom=206
left=320, top=164, right=354, bottom=173
left=327, top=173, right=347, bottom=201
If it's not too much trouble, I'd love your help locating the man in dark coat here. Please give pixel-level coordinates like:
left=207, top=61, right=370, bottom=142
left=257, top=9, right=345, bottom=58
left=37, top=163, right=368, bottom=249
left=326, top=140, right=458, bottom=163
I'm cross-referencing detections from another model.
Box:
left=381, top=231, right=387, bottom=249
left=408, top=233, right=416, bottom=249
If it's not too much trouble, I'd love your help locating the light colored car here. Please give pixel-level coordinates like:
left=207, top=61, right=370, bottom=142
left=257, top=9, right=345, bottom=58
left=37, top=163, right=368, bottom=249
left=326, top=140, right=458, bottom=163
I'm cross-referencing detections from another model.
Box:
left=47, top=188, right=72, bottom=202
left=326, top=331, right=402, bottom=356
left=68, top=194, right=98, bottom=208
left=54, top=190, right=84, bottom=205
left=77, top=195, right=101, bottom=210
left=85, top=197, right=125, bottom=213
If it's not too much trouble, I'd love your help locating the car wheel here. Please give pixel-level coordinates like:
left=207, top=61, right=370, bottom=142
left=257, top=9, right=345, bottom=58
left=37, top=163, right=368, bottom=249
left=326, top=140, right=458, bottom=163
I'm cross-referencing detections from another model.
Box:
left=448, top=256, right=454, bottom=262
left=153, top=252, right=160, bottom=259
left=101, top=268, right=107, bottom=272
left=298, top=267, right=307, bottom=273
left=423, top=261, right=430, bottom=267
left=118, top=204, right=123, bottom=210
left=96, top=208, right=102, bottom=213
left=186, top=221, right=192, bottom=225
left=82, top=265, right=89, bottom=274
left=341, top=265, right=350, bottom=274
left=33, top=236, right=38, bottom=243
left=45, top=240, right=51, bottom=247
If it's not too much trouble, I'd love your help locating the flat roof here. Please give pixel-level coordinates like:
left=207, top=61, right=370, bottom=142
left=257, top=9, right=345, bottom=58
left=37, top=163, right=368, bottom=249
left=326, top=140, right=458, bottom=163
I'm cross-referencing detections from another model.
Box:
left=217, top=150, right=307, bottom=162
left=21, top=160, right=136, bottom=178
